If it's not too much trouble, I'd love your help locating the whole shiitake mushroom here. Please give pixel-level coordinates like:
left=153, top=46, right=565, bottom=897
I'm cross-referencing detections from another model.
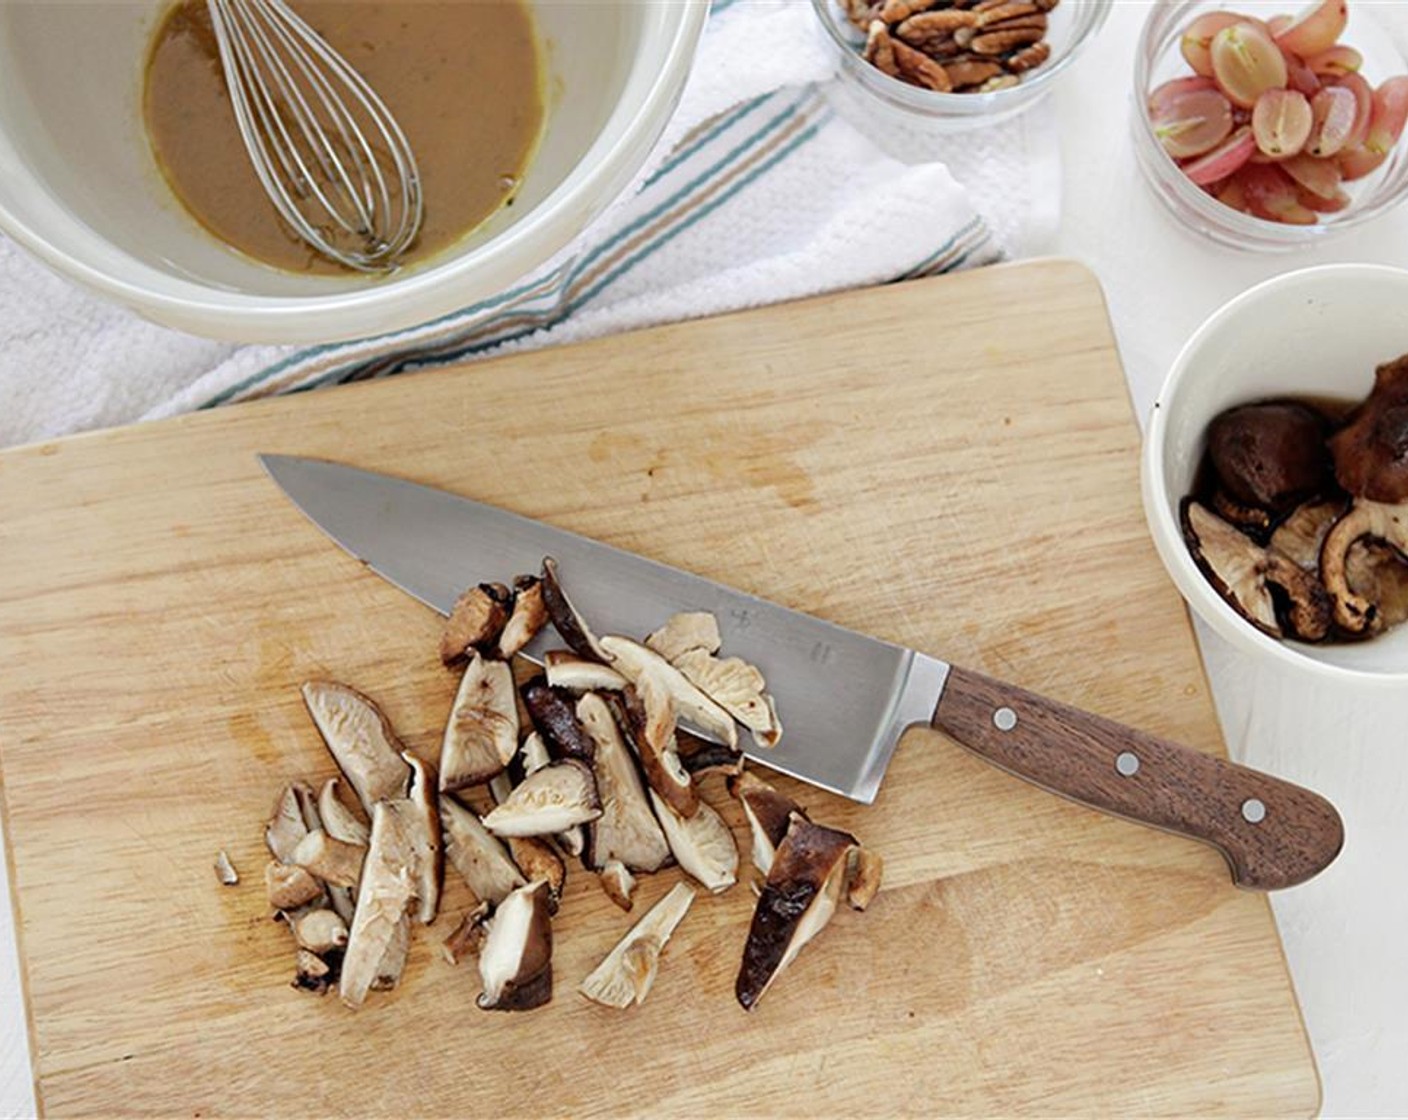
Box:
left=1329, top=355, right=1408, bottom=503
left=1207, top=401, right=1330, bottom=515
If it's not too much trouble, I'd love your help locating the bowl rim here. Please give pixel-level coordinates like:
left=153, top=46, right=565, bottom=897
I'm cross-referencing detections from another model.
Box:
left=807, top=0, right=1111, bottom=112
left=0, top=0, right=710, bottom=341
left=1141, top=261, right=1408, bottom=687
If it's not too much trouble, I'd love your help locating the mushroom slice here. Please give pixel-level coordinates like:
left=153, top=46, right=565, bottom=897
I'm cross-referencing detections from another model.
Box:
left=340, top=800, right=417, bottom=1009
left=521, top=676, right=597, bottom=763
left=265, top=783, right=312, bottom=864
left=1182, top=500, right=1332, bottom=641
left=541, top=556, right=608, bottom=661
left=598, top=860, right=637, bottom=912
left=402, top=753, right=443, bottom=924
left=265, top=861, right=323, bottom=911
left=482, top=759, right=602, bottom=838
left=477, top=880, right=553, bottom=1011
left=440, top=653, right=519, bottom=792
left=440, top=795, right=526, bottom=905
left=580, top=882, right=696, bottom=1009
left=292, top=908, right=350, bottom=955
left=497, top=575, right=549, bottom=659
left=645, top=611, right=721, bottom=663
left=1347, top=540, right=1408, bottom=630
left=214, top=849, right=239, bottom=886
left=648, top=790, right=737, bottom=894
left=506, top=837, right=566, bottom=909
left=672, top=649, right=780, bottom=746
left=443, top=900, right=493, bottom=965
left=302, top=681, right=412, bottom=815
left=1320, top=500, right=1408, bottom=634
left=293, top=948, right=334, bottom=995
left=845, top=846, right=884, bottom=912
left=736, top=817, right=858, bottom=1011
left=599, top=636, right=738, bottom=749
left=608, top=684, right=698, bottom=820
left=441, top=582, right=512, bottom=665
left=676, top=729, right=744, bottom=778
left=728, top=770, right=806, bottom=878
left=371, top=916, right=410, bottom=992
left=545, top=651, right=629, bottom=693
left=578, top=692, right=671, bottom=873
left=318, top=777, right=370, bottom=847
left=1270, top=498, right=1348, bottom=571
left=511, top=733, right=586, bottom=861
left=291, top=829, right=366, bottom=889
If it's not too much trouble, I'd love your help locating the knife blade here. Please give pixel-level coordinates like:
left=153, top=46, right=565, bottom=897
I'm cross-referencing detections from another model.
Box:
left=259, top=454, right=1343, bottom=890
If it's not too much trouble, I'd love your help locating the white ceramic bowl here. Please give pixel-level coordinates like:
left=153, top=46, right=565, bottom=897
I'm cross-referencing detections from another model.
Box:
left=0, top=0, right=707, bottom=343
left=1142, top=263, right=1408, bottom=685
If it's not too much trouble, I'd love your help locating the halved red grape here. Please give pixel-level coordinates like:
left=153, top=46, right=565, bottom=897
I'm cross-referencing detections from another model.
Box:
left=1364, top=76, right=1408, bottom=155
left=1336, top=71, right=1374, bottom=149
left=1151, top=83, right=1235, bottom=159
left=1283, top=50, right=1322, bottom=97
left=1181, top=12, right=1245, bottom=77
left=1280, top=151, right=1343, bottom=197
left=1297, top=184, right=1351, bottom=212
left=1273, top=0, right=1348, bottom=59
left=1307, top=85, right=1357, bottom=156
left=1268, top=14, right=1293, bottom=35
left=1182, top=125, right=1257, bottom=184
left=1306, top=45, right=1362, bottom=77
left=1216, top=171, right=1254, bottom=212
left=1253, top=89, right=1313, bottom=157
left=1240, top=163, right=1319, bottom=223
left=1339, top=145, right=1387, bottom=180
left=1211, top=24, right=1289, bottom=108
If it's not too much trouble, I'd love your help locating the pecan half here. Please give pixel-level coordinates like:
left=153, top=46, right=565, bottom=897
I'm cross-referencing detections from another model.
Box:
left=981, top=13, right=1048, bottom=33
left=892, top=37, right=955, bottom=91
left=897, top=8, right=978, bottom=36
left=906, top=32, right=961, bottom=58
left=841, top=0, right=881, bottom=31
left=1004, top=39, right=1051, bottom=72
left=978, top=73, right=1020, bottom=91
left=944, top=58, right=1003, bottom=88
left=971, top=26, right=1044, bottom=54
left=879, top=0, right=938, bottom=21
left=974, top=1, right=1039, bottom=26
left=954, top=25, right=976, bottom=47
left=864, top=20, right=901, bottom=77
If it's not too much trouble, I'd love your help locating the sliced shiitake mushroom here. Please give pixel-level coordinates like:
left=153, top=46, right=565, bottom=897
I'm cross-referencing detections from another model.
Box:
left=302, top=681, right=411, bottom=815
left=545, top=651, right=628, bottom=693
left=497, top=575, right=549, bottom=659
left=265, top=782, right=313, bottom=864
left=477, top=880, right=553, bottom=1011
left=265, top=861, right=323, bottom=911
left=482, top=759, right=602, bottom=838
left=599, top=636, right=738, bottom=748
left=442, top=900, right=493, bottom=966
left=577, top=691, right=671, bottom=874
left=541, top=556, right=608, bottom=661
left=1270, top=498, right=1348, bottom=571
left=402, top=753, right=442, bottom=924
left=440, top=653, right=518, bottom=791
left=728, top=770, right=805, bottom=879
left=645, top=611, right=721, bottom=663
left=845, top=846, right=884, bottom=912
left=318, top=777, right=370, bottom=847
left=292, top=908, right=350, bottom=955
left=1347, top=540, right=1408, bottom=631
left=291, top=829, right=366, bottom=889
left=1182, top=500, right=1332, bottom=641
left=648, top=790, right=737, bottom=895
left=340, top=800, right=419, bottom=1009
left=521, top=676, right=597, bottom=763
left=672, top=649, right=782, bottom=748
left=597, top=860, right=637, bottom=912
left=676, top=729, right=744, bottom=778
left=579, top=881, right=695, bottom=1009
left=736, top=816, right=858, bottom=1011
left=1320, top=500, right=1408, bottom=634
left=441, top=582, right=512, bottom=666
left=293, top=947, right=336, bottom=994
left=214, top=849, right=239, bottom=886
left=607, top=684, right=698, bottom=820
left=440, top=794, right=527, bottom=905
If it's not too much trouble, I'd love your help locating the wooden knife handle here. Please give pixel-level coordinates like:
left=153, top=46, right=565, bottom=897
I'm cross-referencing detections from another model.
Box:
left=930, top=665, right=1343, bottom=890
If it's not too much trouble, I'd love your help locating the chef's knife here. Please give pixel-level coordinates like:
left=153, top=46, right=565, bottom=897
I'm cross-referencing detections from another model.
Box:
left=260, top=454, right=1343, bottom=891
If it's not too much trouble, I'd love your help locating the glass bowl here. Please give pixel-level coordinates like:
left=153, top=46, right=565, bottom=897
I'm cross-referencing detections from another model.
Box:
left=1132, top=0, right=1408, bottom=251
left=810, top=0, right=1111, bottom=133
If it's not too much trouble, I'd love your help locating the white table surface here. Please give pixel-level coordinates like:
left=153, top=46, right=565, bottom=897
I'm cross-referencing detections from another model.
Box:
left=4, top=5, right=1408, bottom=1116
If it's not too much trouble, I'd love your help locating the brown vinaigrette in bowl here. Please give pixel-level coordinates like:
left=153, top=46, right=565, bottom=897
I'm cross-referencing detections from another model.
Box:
left=144, top=0, right=544, bottom=274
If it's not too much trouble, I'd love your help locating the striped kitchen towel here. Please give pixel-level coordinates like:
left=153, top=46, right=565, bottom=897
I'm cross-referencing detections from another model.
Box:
left=0, top=0, right=1055, bottom=446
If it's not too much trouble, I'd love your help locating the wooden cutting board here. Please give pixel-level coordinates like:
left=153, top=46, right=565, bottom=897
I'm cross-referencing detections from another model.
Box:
left=0, top=260, right=1319, bottom=1117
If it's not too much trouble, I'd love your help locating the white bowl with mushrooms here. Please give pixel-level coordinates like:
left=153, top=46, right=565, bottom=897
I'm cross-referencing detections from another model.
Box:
left=1143, top=263, right=1408, bottom=685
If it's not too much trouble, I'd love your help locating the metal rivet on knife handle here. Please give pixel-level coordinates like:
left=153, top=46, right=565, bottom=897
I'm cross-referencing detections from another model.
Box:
left=1115, top=751, right=1139, bottom=777
left=992, top=707, right=1018, bottom=732
left=1242, top=798, right=1267, bottom=824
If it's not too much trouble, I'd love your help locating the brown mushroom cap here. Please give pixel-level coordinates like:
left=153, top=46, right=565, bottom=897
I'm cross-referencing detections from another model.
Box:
left=521, top=676, right=597, bottom=763
left=1207, top=401, right=1329, bottom=513
left=540, top=556, right=608, bottom=661
left=440, top=583, right=512, bottom=665
left=496, top=576, right=549, bottom=659
left=728, top=770, right=806, bottom=878
left=1330, top=355, right=1408, bottom=503
left=1319, top=500, right=1408, bottom=634
left=1182, top=500, right=1332, bottom=642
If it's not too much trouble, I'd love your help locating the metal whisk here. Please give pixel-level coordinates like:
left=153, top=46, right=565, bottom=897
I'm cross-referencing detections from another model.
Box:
left=206, top=0, right=423, bottom=272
